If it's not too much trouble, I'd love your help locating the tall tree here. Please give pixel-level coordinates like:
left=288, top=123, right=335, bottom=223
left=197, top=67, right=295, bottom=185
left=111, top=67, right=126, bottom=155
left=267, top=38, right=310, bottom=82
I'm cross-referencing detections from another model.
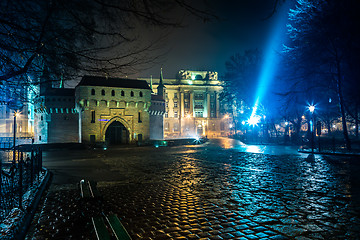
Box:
left=220, top=49, right=263, bottom=130
left=284, top=0, right=360, bottom=150
left=0, top=0, right=216, bottom=86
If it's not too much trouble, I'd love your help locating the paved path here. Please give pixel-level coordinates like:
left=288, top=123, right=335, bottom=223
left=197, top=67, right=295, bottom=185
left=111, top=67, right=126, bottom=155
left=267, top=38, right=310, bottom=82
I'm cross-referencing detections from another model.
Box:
left=26, top=138, right=360, bottom=239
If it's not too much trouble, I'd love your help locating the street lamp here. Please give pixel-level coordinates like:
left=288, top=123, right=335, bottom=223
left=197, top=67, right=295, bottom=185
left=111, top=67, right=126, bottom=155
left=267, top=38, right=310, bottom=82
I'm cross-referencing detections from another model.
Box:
left=308, top=104, right=315, bottom=152
left=13, top=110, right=20, bottom=163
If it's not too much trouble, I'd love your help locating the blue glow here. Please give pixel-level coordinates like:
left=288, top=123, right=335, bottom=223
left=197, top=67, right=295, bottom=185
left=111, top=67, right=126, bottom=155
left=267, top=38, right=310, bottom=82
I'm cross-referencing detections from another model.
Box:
left=250, top=4, right=289, bottom=118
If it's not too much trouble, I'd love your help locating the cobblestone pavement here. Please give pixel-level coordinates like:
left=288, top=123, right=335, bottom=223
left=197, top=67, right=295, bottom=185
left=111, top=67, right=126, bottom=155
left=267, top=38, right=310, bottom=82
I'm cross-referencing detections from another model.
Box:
left=26, top=138, right=360, bottom=239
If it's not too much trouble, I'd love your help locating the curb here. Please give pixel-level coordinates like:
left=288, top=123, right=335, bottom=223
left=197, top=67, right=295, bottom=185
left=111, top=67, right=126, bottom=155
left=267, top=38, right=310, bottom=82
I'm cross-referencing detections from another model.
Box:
left=15, top=168, right=52, bottom=240
left=298, top=150, right=360, bottom=157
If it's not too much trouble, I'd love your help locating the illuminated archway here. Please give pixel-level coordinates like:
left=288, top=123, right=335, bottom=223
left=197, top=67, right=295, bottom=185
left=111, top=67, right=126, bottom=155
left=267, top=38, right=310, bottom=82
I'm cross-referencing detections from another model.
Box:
left=102, top=117, right=131, bottom=144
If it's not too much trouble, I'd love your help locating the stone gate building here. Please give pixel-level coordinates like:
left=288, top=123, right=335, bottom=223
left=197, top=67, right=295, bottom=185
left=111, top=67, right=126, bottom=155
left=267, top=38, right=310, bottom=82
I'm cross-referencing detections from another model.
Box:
left=75, top=76, right=154, bottom=145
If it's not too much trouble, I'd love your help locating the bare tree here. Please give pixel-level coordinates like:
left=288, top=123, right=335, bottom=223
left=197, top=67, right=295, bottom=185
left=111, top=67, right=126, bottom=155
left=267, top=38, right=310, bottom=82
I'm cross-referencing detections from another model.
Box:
left=0, top=0, right=217, bottom=86
left=283, top=0, right=360, bottom=150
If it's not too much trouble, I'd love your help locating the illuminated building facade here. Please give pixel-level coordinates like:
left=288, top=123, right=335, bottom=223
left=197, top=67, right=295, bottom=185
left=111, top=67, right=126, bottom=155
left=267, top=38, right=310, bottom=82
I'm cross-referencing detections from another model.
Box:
left=75, top=76, right=156, bottom=145
left=34, top=87, right=79, bottom=144
left=144, top=70, right=232, bottom=139
left=0, top=82, right=36, bottom=146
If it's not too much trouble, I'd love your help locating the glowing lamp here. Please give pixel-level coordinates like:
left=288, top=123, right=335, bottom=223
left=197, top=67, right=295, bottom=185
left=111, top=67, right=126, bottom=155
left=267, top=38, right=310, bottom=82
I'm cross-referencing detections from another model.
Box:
left=247, top=115, right=260, bottom=126
left=308, top=105, right=315, bottom=113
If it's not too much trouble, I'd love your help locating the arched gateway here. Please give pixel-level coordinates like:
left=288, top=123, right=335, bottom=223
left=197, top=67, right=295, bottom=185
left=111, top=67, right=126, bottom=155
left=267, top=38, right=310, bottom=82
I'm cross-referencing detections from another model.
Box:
left=75, top=75, right=154, bottom=145
left=104, top=121, right=129, bottom=145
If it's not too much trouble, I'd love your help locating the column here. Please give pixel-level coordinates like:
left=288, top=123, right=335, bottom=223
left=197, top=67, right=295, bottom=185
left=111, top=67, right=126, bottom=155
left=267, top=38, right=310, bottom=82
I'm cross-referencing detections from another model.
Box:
left=207, top=91, right=211, bottom=118
left=190, top=92, right=194, bottom=117
left=180, top=90, right=184, bottom=136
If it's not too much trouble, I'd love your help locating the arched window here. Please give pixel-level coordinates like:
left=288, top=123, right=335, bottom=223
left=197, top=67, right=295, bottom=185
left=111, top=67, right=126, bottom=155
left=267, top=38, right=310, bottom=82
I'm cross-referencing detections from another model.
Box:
left=121, top=90, right=125, bottom=96
left=101, top=89, right=105, bottom=96
left=91, top=89, right=95, bottom=95
left=111, top=90, right=115, bottom=96
left=139, top=91, right=143, bottom=97
left=131, top=91, right=134, bottom=97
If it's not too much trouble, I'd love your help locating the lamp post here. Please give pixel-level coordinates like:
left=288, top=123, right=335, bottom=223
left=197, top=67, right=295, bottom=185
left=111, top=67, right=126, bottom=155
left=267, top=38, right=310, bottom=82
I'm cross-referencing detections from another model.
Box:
left=13, top=111, right=19, bottom=163
left=308, top=105, right=315, bottom=153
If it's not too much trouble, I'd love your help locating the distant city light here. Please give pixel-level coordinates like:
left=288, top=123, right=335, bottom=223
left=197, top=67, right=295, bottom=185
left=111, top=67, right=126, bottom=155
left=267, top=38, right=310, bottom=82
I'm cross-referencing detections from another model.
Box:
left=241, top=120, right=246, bottom=125
left=285, top=121, right=289, bottom=126
left=229, top=124, right=233, bottom=128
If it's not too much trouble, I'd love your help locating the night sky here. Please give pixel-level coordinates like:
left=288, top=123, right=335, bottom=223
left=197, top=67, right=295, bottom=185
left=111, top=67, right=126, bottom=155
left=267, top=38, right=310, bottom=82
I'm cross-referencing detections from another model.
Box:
left=137, top=0, right=289, bottom=79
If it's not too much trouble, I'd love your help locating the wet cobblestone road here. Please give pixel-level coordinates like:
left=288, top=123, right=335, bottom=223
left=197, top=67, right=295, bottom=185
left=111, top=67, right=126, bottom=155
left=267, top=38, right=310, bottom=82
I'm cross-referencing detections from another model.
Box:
left=26, top=138, right=360, bottom=239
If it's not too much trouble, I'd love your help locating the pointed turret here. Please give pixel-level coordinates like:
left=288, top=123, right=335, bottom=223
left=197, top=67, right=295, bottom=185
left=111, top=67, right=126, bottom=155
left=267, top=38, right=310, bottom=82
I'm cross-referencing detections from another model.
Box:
left=150, top=75, right=153, bottom=93
left=157, top=68, right=166, bottom=98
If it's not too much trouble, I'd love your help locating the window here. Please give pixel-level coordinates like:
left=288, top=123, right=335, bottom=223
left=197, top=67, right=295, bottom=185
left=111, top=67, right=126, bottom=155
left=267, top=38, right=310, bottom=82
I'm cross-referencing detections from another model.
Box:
left=184, top=101, right=190, bottom=108
left=165, top=122, right=169, bottom=130
left=195, top=111, right=203, bottom=118
left=39, top=136, right=41, bottom=141
left=131, top=91, right=134, bottom=97
left=139, top=91, right=143, bottom=97
left=41, top=116, right=43, bottom=121
left=101, top=89, right=105, bottom=96
left=165, top=111, right=168, bottom=118
left=91, top=110, right=95, bottom=123
left=91, top=89, right=95, bottom=95
left=174, top=111, right=178, bottom=118
left=174, top=102, right=178, bottom=108
left=138, top=112, right=142, bottom=123
left=174, top=123, right=179, bottom=131
left=194, top=101, right=203, bottom=109
left=111, top=90, right=115, bottom=96
left=174, top=93, right=178, bottom=99
left=121, top=90, right=124, bottom=96
left=90, top=135, right=95, bottom=144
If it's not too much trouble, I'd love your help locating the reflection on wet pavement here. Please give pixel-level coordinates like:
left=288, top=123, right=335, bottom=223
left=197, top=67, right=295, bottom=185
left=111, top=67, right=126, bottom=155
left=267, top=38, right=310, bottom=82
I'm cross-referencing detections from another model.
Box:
left=28, top=138, right=360, bottom=239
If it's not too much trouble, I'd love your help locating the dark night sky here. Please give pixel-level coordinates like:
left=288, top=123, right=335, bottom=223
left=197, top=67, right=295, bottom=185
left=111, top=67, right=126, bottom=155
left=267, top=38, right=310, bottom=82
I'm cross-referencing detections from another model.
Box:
left=136, top=0, right=288, bottom=79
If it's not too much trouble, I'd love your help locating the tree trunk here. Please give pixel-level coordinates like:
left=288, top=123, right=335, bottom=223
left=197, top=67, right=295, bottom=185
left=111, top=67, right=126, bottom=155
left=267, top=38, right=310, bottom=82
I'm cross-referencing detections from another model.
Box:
left=336, top=60, right=352, bottom=151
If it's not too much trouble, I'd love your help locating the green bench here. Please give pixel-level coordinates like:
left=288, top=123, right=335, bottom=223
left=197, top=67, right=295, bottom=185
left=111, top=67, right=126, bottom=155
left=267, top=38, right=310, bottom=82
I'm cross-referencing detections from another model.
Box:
left=92, top=214, right=132, bottom=240
left=79, top=180, right=132, bottom=240
left=79, top=179, right=102, bottom=199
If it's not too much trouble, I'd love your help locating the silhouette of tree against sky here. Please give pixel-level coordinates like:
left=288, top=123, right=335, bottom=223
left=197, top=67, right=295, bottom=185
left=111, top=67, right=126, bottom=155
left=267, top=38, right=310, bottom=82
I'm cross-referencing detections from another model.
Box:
left=281, top=0, right=360, bottom=150
left=0, top=0, right=217, bottom=87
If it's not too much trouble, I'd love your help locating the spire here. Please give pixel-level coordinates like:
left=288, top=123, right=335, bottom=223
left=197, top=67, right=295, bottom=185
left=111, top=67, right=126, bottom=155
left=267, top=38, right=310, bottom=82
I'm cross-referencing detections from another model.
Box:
left=159, top=68, right=165, bottom=88
left=157, top=68, right=166, bottom=98
left=150, top=75, right=153, bottom=93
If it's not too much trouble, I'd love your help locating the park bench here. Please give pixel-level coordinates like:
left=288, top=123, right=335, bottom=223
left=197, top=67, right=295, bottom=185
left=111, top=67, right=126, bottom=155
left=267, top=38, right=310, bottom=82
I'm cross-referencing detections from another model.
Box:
left=79, top=179, right=101, bottom=199
left=92, top=214, right=132, bottom=240
left=79, top=179, right=132, bottom=240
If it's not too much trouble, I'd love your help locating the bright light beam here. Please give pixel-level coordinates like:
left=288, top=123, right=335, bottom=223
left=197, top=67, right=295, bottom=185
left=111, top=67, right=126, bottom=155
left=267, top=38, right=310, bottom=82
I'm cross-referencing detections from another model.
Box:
left=250, top=4, right=289, bottom=119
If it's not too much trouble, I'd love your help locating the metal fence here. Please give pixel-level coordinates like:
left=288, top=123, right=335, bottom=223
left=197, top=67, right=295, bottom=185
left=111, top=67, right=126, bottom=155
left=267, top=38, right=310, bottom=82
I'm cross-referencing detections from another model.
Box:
left=0, top=147, right=43, bottom=221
